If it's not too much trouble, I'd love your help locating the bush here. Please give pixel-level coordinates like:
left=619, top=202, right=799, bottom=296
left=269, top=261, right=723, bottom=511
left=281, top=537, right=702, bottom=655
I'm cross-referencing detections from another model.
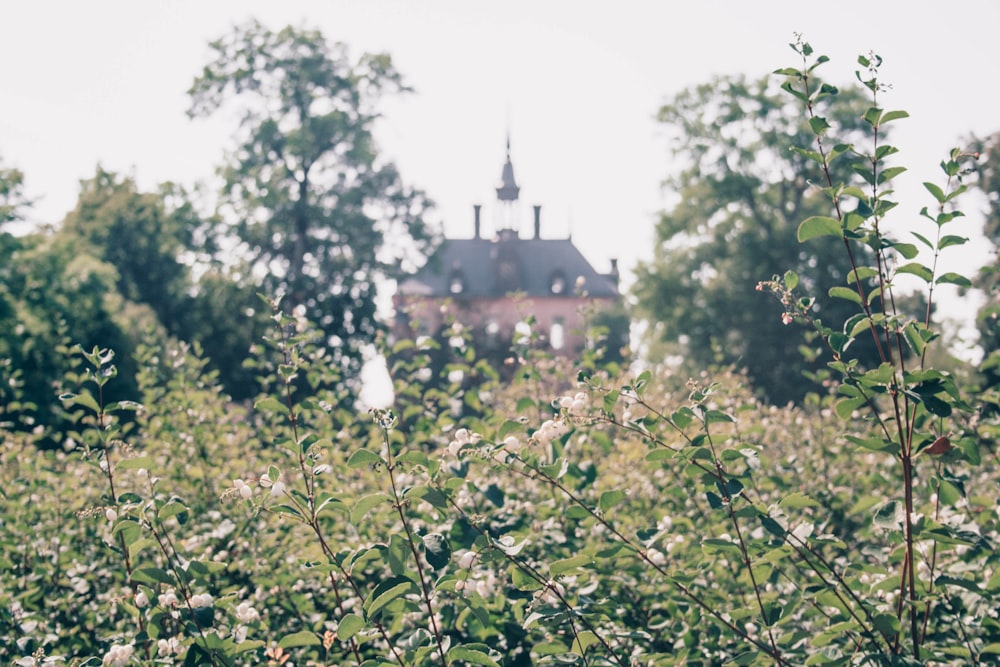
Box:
left=2, top=41, right=999, bottom=667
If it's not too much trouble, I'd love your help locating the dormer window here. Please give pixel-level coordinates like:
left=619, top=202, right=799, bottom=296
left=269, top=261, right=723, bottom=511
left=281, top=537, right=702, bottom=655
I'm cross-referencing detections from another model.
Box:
left=549, top=271, right=567, bottom=295
left=449, top=271, right=465, bottom=294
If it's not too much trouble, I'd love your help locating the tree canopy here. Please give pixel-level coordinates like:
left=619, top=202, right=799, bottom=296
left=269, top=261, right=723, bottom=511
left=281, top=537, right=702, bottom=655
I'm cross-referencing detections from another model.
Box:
left=969, top=132, right=1000, bottom=386
left=633, top=73, right=882, bottom=404
left=188, top=20, right=438, bottom=383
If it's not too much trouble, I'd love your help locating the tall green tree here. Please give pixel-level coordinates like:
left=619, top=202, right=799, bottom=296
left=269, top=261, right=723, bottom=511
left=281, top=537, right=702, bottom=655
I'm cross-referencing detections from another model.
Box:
left=969, top=131, right=1000, bottom=385
left=60, top=168, right=196, bottom=332
left=634, top=74, right=881, bottom=404
left=0, top=157, right=31, bottom=228
left=188, top=20, right=437, bottom=383
left=58, top=167, right=270, bottom=399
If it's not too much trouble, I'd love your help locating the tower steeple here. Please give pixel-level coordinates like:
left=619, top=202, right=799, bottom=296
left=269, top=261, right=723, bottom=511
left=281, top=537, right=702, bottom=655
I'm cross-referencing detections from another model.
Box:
left=496, top=135, right=520, bottom=202
left=495, top=135, right=520, bottom=233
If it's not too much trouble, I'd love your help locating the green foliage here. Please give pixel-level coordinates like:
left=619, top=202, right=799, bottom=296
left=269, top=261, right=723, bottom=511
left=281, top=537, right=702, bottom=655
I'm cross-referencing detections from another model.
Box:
left=2, top=41, right=998, bottom=667
left=59, top=168, right=195, bottom=329
left=188, top=19, right=439, bottom=386
left=968, top=132, right=1000, bottom=389
left=634, top=67, right=883, bottom=405
left=0, top=229, right=154, bottom=441
left=0, top=156, right=31, bottom=227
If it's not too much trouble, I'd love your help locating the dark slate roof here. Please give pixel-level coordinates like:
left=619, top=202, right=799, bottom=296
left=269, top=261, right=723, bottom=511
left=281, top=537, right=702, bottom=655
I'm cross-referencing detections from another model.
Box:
left=398, top=233, right=619, bottom=298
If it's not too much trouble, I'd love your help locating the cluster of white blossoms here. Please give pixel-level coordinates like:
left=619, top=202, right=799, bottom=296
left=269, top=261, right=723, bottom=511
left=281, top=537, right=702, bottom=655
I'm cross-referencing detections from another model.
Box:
left=190, top=593, right=214, bottom=608
left=234, top=600, right=260, bottom=623
left=533, top=418, right=569, bottom=445
left=557, top=391, right=590, bottom=417
left=101, top=644, right=133, bottom=667
left=258, top=471, right=286, bottom=497
left=158, top=588, right=179, bottom=608
left=446, top=428, right=481, bottom=456
left=646, top=548, right=667, bottom=566
left=453, top=549, right=501, bottom=597
left=157, top=636, right=181, bottom=656
left=233, top=478, right=253, bottom=500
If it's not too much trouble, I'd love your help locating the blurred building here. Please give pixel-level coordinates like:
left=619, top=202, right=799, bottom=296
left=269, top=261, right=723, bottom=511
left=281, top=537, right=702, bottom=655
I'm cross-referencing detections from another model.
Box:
left=392, top=138, right=622, bottom=368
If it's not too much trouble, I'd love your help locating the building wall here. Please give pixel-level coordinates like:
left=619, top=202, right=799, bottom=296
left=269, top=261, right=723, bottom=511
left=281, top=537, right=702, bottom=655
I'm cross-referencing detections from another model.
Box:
left=393, top=293, right=618, bottom=355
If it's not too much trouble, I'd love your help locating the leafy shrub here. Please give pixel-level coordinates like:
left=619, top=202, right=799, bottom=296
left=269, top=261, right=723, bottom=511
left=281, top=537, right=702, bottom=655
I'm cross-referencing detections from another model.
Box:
left=2, top=41, right=999, bottom=667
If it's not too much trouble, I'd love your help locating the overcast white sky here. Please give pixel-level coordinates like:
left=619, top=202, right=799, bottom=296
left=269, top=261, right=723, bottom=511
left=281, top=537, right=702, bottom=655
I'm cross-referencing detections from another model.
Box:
left=2, top=1, right=998, bottom=349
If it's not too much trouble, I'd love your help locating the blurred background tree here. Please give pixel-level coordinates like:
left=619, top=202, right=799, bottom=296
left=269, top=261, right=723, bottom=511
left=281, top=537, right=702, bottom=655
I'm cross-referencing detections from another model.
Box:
left=633, top=73, right=886, bottom=405
left=969, top=132, right=1000, bottom=388
left=188, top=20, right=439, bottom=386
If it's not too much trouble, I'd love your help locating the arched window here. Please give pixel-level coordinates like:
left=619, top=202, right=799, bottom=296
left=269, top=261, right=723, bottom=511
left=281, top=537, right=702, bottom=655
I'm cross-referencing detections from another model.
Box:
left=550, top=318, right=565, bottom=350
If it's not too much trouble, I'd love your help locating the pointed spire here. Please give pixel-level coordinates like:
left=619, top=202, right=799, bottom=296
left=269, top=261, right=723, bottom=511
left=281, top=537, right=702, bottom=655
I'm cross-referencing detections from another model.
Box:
left=496, top=134, right=520, bottom=202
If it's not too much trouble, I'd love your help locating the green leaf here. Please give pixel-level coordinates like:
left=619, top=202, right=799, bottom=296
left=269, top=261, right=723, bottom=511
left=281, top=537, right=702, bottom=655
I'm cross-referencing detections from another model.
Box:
left=701, top=538, right=741, bottom=556
left=844, top=435, right=898, bottom=454
left=783, top=270, right=799, bottom=290
left=880, top=109, right=909, bottom=124
left=599, top=489, right=627, bottom=512
left=704, top=409, right=734, bottom=425
left=835, top=397, right=868, bottom=420
left=889, top=242, right=919, bottom=259
left=924, top=181, right=947, bottom=203
left=116, top=456, right=155, bottom=470
left=877, top=166, right=906, bottom=184
left=798, top=216, right=843, bottom=242
left=337, top=613, right=365, bottom=641
left=779, top=493, right=820, bottom=510
left=365, top=575, right=419, bottom=617
left=347, top=449, right=384, bottom=469
left=254, top=396, right=286, bottom=413
left=278, top=630, right=321, bottom=648
left=447, top=646, right=500, bottom=667
left=873, top=500, right=903, bottom=531
left=421, top=533, right=451, bottom=570
left=131, top=567, right=175, bottom=587
left=938, top=234, right=968, bottom=249
left=872, top=613, right=900, bottom=636
left=351, top=493, right=391, bottom=524
left=828, top=286, right=863, bottom=305
left=706, top=491, right=724, bottom=509
left=550, top=554, right=592, bottom=576
left=808, top=116, right=831, bottom=135
left=895, top=262, right=933, bottom=282
left=936, top=272, right=972, bottom=287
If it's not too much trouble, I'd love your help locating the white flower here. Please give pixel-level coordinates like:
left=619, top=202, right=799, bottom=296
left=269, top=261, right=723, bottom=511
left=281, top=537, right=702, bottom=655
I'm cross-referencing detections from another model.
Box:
left=233, top=624, right=248, bottom=644
left=791, top=522, right=814, bottom=541
left=105, top=508, right=118, bottom=522
left=446, top=427, right=480, bottom=456
left=234, top=601, right=260, bottom=623
left=270, top=481, right=286, bottom=498
left=501, top=435, right=522, bottom=454
left=102, top=643, right=134, bottom=666
left=233, top=479, right=253, bottom=499
left=134, top=590, right=149, bottom=608
left=534, top=419, right=569, bottom=445
left=190, top=593, right=213, bottom=608
left=312, top=464, right=332, bottom=475
left=158, top=588, right=178, bottom=608
left=157, top=637, right=181, bottom=656
left=540, top=580, right=565, bottom=605
left=457, top=550, right=477, bottom=569
left=259, top=472, right=273, bottom=488
left=647, top=548, right=667, bottom=566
